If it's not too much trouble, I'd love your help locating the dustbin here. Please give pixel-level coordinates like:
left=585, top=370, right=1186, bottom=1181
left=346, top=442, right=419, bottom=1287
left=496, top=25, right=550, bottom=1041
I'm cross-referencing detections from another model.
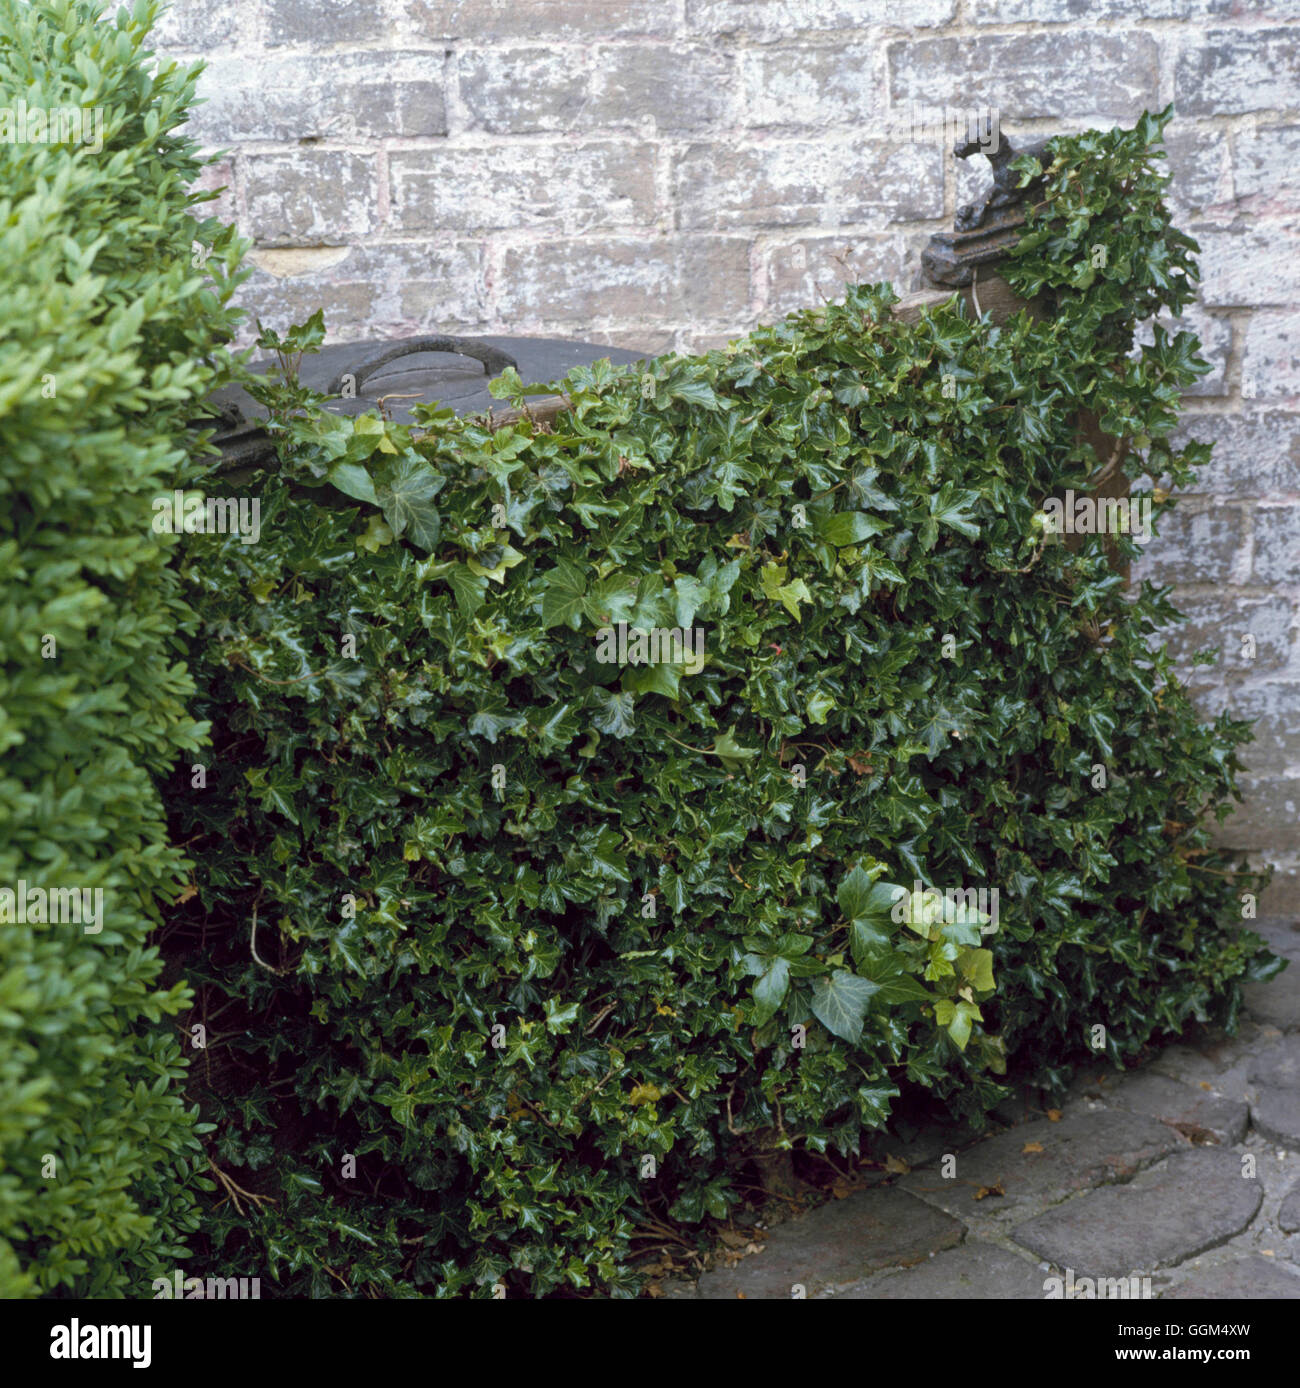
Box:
left=203, top=333, right=648, bottom=470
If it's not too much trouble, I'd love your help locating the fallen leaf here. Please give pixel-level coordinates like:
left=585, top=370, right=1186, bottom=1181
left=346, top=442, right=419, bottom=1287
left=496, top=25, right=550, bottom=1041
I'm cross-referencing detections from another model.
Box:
left=1046, top=1108, right=1062, bottom=1122
left=173, top=883, right=198, bottom=905
left=1165, top=1118, right=1219, bottom=1146
left=974, top=1182, right=1006, bottom=1200
left=1022, top=1141, right=1045, bottom=1154
left=718, top=1229, right=751, bottom=1249
left=1199, top=1082, right=1212, bottom=1091
left=883, top=1153, right=909, bottom=1175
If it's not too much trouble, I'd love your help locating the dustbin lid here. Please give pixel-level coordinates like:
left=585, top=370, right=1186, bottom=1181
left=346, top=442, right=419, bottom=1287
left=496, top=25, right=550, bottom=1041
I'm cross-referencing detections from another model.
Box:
left=204, top=334, right=648, bottom=468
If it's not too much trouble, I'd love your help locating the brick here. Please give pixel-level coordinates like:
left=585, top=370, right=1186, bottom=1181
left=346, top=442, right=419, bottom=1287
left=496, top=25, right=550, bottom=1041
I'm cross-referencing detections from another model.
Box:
left=1215, top=777, right=1300, bottom=849
left=265, top=0, right=380, bottom=46
left=762, top=233, right=917, bottom=317
left=237, top=241, right=488, bottom=340
left=150, top=0, right=244, bottom=49
left=1242, top=311, right=1300, bottom=402
left=1154, top=593, right=1294, bottom=679
left=1254, top=505, right=1300, bottom=586
left=191, top=159, right=237, bottom=227
left=689, top=0, right=956, bottom=32
left=245, top=152, right=379, bottom=246
left=1171, top=410, right=1300, bottom=498
left=889, top=34, right=1159, bottom=122
left=1163, top=126, right=1231, bottom=212
left=1235, top=125, right=1300, bottom=207
left=188, top=54, right=446, bottom=143
left=1130, top=503, right=1248, bottom=588
left=1134, top=306, right=1230, bottom=398
left=1197, top=224, right=1300, bottom=309
left=742, top=44, right=886, bottom=129
left=456, top=49, right=591, bottom=133
left=390, top=144, right=656, bottom=233
left=1229, top=686, right=1300, bottom=777
left=974, top=0, right=1229, bottom=18
left=1177, top=29, right=1300, bottom=117
left=495, top=235, right=751, bottom=325
left=402, top=0, right=676, bottom=41
left=588, top=45, right=737, bottom=134
left=676, top=138, right=941, bottom=230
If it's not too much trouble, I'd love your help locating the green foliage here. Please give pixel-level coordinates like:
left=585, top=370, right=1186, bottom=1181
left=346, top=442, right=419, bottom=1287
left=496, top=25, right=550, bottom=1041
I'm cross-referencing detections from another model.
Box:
left=0, top=0, right=246, bottom=1295
left=172, top=109, right=1274, bottom=1297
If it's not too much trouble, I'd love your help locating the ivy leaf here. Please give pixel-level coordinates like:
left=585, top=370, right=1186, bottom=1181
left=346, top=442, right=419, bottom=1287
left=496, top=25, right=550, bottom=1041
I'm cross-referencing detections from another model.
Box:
left=540, top=558, right=587, bottom=630
left=375, top=455, right=443, bottom=551
left=752, top=957, right=790, bottom=1026
left=447, top=563, right=487, bottom=616
left=929, top=483, right=980, bottom=539
left=328, top=461, right=378, bottom=505
left=837, top=867, right=903, bottom=927
left=592, top=690, right=636, bottom=739
left=712, top=726, right=758, bottom=769
left=820, top=511, right=890, bottom=547
left=934, top=997, right=982, bottom=1050
left=810, top=971, right=880, bottom=1044
left=856, top=1084, right=900, bottom=1125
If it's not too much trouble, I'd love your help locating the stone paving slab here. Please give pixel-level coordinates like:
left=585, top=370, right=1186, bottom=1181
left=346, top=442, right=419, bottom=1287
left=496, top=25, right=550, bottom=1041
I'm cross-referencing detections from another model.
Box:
left=1248, top=1035, right=1300, bottom=1145
left=695, top=1186, right=963, bottom=1299
left=897, top=1110, right=1180, bottom=1219
left=1279, top=1182, right=1300, bottom=1234
left=1011, top=1149, right=1263, bottom=1278
left=1150, top=1024, right=1274, bottom=1100
left=827, top=1241, right=1048, bottom=1299
left=1101, top=1072, right=1249, bottom=1144
left=1162, top=1255, right=1300, bottom=1298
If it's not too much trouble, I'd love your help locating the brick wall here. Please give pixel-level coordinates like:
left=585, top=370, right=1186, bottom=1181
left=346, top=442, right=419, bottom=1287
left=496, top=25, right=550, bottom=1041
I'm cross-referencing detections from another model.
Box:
left=158, top=0, right=1300, bottom=902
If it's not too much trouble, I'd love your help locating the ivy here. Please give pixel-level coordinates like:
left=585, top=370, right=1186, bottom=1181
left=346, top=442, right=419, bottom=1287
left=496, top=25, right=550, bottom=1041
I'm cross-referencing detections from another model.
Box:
left=170, top=108, right=1277, bottom=1298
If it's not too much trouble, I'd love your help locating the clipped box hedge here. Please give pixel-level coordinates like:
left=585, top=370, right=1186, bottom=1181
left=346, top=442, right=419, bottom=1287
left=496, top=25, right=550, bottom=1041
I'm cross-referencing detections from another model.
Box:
left=167, top=111, right=1278, bottom=1298
left=0, top=0, right=244, bottom=1295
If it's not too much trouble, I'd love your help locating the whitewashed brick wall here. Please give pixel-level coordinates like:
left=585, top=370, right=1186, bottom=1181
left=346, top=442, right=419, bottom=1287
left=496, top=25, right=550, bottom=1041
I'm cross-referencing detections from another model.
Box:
left=158, top=0, right=1300, bottom=902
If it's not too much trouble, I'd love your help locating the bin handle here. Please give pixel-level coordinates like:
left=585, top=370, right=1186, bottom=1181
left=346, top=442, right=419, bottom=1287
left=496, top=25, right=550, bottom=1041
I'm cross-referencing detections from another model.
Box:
left=326, top=336, right=518, bottom=397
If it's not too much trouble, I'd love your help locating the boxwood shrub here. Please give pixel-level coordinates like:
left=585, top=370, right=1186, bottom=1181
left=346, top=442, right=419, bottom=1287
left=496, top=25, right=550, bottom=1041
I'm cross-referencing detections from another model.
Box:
left=169, top=110, right=1277, bottom=1297
left=0, top=0, right=245, bottom=1295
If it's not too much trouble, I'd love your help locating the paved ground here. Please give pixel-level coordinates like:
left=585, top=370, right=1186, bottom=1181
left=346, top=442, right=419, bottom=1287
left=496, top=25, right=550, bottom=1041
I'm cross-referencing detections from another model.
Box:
left=688, top=915, right=1300, bottom=1299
